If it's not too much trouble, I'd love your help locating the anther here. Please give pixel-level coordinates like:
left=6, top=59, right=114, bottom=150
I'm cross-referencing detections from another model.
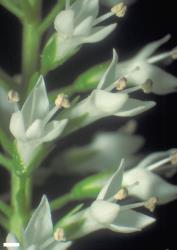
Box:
left=141, top=79, right=153, bottom=94
left=55, top=94, right=70, bottom=109
left=111, top=2, right=127, bottom=17
left=114, top=188, right=128, bottom=201
left=144, top=197, right=158, bottom=212
left=115, top=77, right=127, bottom=91
left=171, top=150, right=177, bottom=165
left=171, top=47, right=177, bottom=60
left=54, top=228, right=65, bottom=241
left=8, top=90, right=20, bottom=103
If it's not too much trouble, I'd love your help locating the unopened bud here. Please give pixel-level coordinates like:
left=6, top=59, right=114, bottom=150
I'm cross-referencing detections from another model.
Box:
left=54, top=228, right=65, bottom=241
left=171, top=151, right=177, bottom=165
left=114, top=188, right=128, bottom=201
left=116, top=77, right=127, bottom=91
left=55, top=94, right=70, bottom=109
left=144, top=197, right=158, bottom=212
left=8, top=90, right=20, bottom=103
left=111, top=2, right=127, bottom=18
left=141, top=79, right=153, bottom=94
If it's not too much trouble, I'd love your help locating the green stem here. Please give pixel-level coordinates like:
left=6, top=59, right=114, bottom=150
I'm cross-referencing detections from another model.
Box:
left=38, top=0, right=65, bottom=35
left=21, top=22, right=41, bottom=95
left=0, top=200, right=12, bottom=218
left=10, top=172, right=32, bottom=240
left=0, top=0, right=23, bottom=19
left=50, top=193, right=73, bottom=212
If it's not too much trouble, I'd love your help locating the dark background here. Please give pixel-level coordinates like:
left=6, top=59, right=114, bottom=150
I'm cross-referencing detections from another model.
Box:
left=0, top=0, right=177, bottom=249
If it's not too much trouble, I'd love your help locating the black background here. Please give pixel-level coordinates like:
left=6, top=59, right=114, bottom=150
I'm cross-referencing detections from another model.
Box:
left=0, top=0, right=177, bottom=249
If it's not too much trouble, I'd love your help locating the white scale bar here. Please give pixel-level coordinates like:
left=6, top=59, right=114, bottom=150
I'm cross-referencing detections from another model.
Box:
left=3, top=243, right=20, bottom=247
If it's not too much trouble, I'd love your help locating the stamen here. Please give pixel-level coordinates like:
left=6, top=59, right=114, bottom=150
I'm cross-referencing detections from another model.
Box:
left=141, top=79, right=153, bottom=94
left=8, top=90, right=20, bottom=103
left=119, top=120, right=137, bottom=134
left=115, top=77, right=127, bottom=91
left=144, top=197, right=158, bottom=212
left=171, top=47, right=177, bottom=60
left=114, top=182, right=139, bottom=201
left=147, top=156, right=171, bottom=171
left=111, top=3, right=127, bottom=18
left=114, top=188, right=128, bottom=201
left=54, top=228, right=65, bottom=241
left=121, top=196, right=158, bottom=212
left=171, top=150, right=177, bottom=165
left=55, top=94, right=70, bottom=109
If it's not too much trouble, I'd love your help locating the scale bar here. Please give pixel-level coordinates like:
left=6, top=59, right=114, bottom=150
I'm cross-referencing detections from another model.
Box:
left=3, top=243, right=20, bottom=247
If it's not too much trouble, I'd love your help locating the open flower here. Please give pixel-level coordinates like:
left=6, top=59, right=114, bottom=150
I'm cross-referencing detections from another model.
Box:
left=67, top=50, right=155, bottom=126
left=6, top=196, right=71, bottom=250
left=116, top=35, right=177, bottom=94
left=53, top=0, right=123, bottom=60
left=9, top=76, right=68, bottom=166
left=123, top=149, right=177, bottom=204
left=70, top=161, right=155, bottom=238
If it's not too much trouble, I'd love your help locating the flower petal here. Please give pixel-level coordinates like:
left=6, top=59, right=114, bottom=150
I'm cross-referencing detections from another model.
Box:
left=116, top=98, right=156, bottom=117
left=6, top=234, right=19, bottom=250
left=83, top=24, right=117, bottom=43
left=54, top=10, right=74, bottom=35
left=74, top=16, right=93, bottom=36
left=90, top=200, right=120, bottom=225
left=109, top=209, right=155, bottom=233
left=97, top=49, right=118, bottom=90
left=9, top=111, right=26, bottom=140
left=22, top=76, right=49, bottom=128
left=136, top=34, right=171, bottom=60
left=26, top=119, right=43, bottom=140
left=24, top=196, right=53, bottom=246
left=42, top=119, right=68, bottom=142
left=124, top=168, right=177, bottom=204
left=97, top=160, right=124, bottom=200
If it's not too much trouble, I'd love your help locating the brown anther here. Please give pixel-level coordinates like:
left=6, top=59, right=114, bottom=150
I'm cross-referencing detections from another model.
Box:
left=55, top=94, right=70, bottom=109
left=171, top=151, right=177, bottom=165
left=114, top=188, right=128, bottom=201
left=171, top=47, right=177, bottom=60
left=144, top=197, right=158, bottom=212
left=111, top=2, right=127, bottom=18
left=116, top=77, right=127, bottom=91
left=141, top=79, right=153, bottom=94
left=54, top=228, right=65, bottom=241
left=8, top=90, right=20, bottom=103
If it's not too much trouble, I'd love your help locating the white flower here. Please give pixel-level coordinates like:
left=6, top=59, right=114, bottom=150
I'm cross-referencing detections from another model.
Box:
left=6, top=196, right=71, bottom=250
left=116, top=35, right=177, bottom=95
left=54, top=130, right=144, bottom=175
left=71, top=161, right=155, bottom=238
left=54, top=0, right=119, bottom=59
left=123, top=149, right=177, bottom=204
left=67, top=50, right=155, bottom=125
left=9, top=76, right=68, bottom=167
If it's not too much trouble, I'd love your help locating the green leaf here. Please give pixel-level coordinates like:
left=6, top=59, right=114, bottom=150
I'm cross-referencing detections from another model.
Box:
left=71, top=172, right=111, bottom=199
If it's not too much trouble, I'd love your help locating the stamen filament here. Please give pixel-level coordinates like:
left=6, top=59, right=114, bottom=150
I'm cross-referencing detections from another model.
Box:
left=93, top=12, right=114, bottom=26
left=147, top=156, right=171, bottom=171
